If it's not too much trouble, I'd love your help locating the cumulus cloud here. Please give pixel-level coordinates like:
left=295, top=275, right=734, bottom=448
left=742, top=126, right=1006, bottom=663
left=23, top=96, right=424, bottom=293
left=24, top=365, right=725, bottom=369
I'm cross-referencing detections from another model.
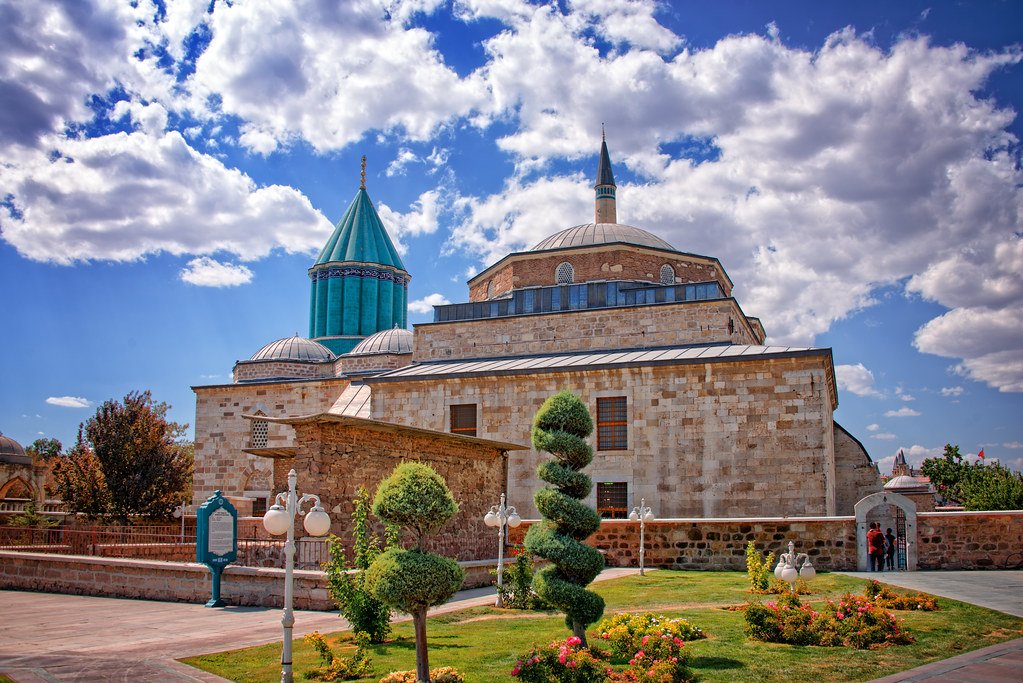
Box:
left=408, top=292, right=450, bottom=314
left=940, top=386, right=964, bottom=397
left=871, top=433, right=897, bottom=440
left=835, top=363, right=882, bottom=398
left=896, top=387, right=915, bottom=402
left=46, top=396, right=92, bottom=409
left=885, top=407, right=921, bottom=418
left=179, top=257, right=254, bottom=287
left=866, top=423, right=880, bottom=431
left=377, top=189, right=444, bottom=256
left=1004, top=441, right=1023, bottom=449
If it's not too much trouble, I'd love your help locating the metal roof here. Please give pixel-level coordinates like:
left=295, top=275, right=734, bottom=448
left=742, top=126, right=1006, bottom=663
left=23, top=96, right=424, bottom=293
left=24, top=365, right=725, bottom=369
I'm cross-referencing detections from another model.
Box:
left=368, top=343, right=825, bottom=383
left=0, top=432, right=31, bottom=465
left=250, top=336, right=335, bottom=362
left=347, top=328, right=413, bottom=356
left=531, top=223, right=676, bottom=252
left=314, top=188, right=405, bottom=270
left=329, top=384, right=372, bottom=418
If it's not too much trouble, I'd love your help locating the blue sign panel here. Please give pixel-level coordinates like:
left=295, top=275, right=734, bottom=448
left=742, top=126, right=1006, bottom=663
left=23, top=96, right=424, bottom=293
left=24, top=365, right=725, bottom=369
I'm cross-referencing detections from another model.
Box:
left=196, top=490, right=237, bottom=606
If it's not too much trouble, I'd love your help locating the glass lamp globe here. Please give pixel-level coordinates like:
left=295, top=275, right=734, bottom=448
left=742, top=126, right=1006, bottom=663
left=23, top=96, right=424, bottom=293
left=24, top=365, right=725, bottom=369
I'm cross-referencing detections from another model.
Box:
left=484, top=510, right=499, bottom=527
left=629, top=509, right=639, bottom=521
left=507, top=512, right=521, bottom=528
left=781, top=565, right=798, bottom=584
left=799, top=563, right=816, bottom=581
left=303, top=506, right=331, bottom=537
left=774, top=561, right=785, bottom=579
left=263, top=504, right=290, bottom=536
left=643, top=511, right=655, bottom=523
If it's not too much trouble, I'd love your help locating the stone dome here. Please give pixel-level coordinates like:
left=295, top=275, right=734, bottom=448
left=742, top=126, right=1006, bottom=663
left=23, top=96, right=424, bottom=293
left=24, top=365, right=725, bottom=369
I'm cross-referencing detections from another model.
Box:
left=250, top=336, right=335, bottom=362
left=884, top=475, right=928, bottom=491
left=531, top=223, right=676, bottom=252
left=0, top=432, right=31, bottom=465
left=348, top=328, right=414, bottom=355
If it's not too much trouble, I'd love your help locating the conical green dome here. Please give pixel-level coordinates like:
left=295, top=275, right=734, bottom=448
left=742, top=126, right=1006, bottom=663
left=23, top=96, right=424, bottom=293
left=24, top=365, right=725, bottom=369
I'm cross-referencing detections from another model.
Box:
left=315, top=188, right=405, bottom=270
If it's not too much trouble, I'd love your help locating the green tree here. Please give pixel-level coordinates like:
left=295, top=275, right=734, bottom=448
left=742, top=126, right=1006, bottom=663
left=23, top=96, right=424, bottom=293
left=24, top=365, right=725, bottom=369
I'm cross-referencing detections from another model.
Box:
left=920, top=444, right=968, bottom=502
left=53, top=392, right=192, bottom=522
left=25, top=437, right=63, bottom=497
left=524, top=390, right=604, bottom=646
left=365, top=463, right=464, bottom=683
left=324, top=485, right=394, bottom=643
left=921, top=444, right=1023, bottom=511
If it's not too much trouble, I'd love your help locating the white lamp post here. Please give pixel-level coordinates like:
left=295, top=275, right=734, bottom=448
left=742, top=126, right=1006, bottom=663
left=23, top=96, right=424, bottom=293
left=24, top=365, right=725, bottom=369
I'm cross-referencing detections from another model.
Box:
left=263, top=469, right=331, bottom=683
left=629, top=499, right=655, bottom=575
left=483, top=492, right=521, bottom=607
left=172, top=500, right=187, bottom=542
left=773, top=541, right=816, bottom=594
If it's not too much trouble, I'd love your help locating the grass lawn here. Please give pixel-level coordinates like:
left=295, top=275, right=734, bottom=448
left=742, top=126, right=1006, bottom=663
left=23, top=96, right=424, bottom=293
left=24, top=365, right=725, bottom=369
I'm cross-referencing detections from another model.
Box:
left=181, top=571, right=1023, bottom=682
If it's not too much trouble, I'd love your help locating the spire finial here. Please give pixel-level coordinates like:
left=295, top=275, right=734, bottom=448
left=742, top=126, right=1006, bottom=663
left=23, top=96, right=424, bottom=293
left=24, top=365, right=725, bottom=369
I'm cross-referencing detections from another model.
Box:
left=360, top=155, right=367, bottom=189
left=602, top=123, right=605, bottom=141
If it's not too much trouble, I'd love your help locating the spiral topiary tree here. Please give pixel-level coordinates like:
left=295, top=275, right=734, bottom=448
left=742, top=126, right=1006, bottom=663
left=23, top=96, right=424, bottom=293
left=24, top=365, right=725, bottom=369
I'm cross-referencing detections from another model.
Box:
left=524, top=390, right=604, bottom=646
left=365, top=462, right=465, bottom=683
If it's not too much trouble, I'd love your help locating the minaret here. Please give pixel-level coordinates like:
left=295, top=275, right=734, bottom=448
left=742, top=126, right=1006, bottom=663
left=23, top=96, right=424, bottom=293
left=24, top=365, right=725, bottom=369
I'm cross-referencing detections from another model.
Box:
left=308, top=156, right=410, bottom=355
left=595, top=128, right=617, bottom=224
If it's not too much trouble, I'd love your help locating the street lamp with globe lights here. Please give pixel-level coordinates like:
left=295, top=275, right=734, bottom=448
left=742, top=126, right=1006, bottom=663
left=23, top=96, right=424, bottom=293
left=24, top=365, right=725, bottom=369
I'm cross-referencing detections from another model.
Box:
left=263, top=469, right=331, bottom=683
left=629, top=499, right=655, bottom=576
left=774, top=541, right=816, bottom=594
left=483, top=493, right=521, bottom=607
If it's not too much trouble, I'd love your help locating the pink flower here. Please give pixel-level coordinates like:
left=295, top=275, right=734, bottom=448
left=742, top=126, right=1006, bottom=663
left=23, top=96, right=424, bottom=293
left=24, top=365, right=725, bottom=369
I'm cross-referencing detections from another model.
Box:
left=558, top=653, right=567, bottom=665
left=511, top=667, right=520, bottom=676
left=837, top=613, right=844, bottom=620
left=566, top=636, right=582, bottom=647
left=636, top=650, right=645, bottom=659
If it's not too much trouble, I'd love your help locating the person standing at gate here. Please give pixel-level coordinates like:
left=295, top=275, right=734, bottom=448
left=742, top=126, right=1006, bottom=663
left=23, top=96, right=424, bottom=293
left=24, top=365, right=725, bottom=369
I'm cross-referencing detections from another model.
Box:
left=867, top=522, right=885, bottom=572
left=885, top=527, right=897, bottom=571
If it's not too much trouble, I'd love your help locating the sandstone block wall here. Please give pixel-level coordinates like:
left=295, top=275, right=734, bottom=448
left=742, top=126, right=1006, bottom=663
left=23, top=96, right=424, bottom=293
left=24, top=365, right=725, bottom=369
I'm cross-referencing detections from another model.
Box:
left=833, top=424, right=882, bottom=515
left=370, top=356, right=837, bottom=519
left=917, top=511, right=1023, bottom=569
left=233, top=360, right=335, bottom=383
left=468, top=246, right=731, bottom=301
left=282, top=420, right=507, bottom=562
left=338, top=352, right=413, bottom=375
left=192, top=379, right=347, bottom=504
left=413, top=299, right=761, bottom=363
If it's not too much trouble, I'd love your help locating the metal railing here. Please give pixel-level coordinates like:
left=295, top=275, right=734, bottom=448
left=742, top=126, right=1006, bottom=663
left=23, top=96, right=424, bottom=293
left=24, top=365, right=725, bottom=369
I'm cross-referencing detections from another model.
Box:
left=0, top=525, right=329, bottom=570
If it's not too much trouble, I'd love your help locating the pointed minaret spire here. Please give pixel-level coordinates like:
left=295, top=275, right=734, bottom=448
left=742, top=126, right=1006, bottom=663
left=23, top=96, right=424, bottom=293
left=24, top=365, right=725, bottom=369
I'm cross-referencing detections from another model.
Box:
left=360, top=155, right=367, bottom=189
left=595, top=130, right=617, bottom=224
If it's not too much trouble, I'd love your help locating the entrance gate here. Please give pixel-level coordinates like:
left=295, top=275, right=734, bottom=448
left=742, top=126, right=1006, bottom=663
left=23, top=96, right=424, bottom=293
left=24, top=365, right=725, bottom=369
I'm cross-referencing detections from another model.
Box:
left=854, top=491, right=918, bottom=572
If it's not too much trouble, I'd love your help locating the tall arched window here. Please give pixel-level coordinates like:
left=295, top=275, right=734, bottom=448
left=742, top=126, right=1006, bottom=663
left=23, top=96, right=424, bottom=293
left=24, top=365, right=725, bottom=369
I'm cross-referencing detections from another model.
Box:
left=556, top=262, right=574, bottom=284
left=659, top=264, right=675, bottom=285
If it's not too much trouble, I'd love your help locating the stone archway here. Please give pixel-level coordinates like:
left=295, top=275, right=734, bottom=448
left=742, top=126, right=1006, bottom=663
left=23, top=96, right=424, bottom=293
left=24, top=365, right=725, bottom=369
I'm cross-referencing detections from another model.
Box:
left=854, top=491, right=917, bottom=571
left=0, top=476, right=34, bottom=500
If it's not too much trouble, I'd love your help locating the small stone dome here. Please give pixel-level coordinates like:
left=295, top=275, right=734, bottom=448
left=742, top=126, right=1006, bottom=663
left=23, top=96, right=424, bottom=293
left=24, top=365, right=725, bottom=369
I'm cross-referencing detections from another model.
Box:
left=0, top=432, right=31, bottom=465
left=348, top=328, right=414, bottom=355
left=531, top=223, right=676, bottom=252
left=250, top=336, right=335, bottom=362
left=884, top=475, right=928, bottom=491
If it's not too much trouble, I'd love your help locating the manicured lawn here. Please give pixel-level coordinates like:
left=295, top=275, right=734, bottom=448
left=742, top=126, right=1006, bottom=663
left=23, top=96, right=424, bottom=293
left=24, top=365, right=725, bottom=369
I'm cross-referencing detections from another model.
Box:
left=181, top=571, right=1023, bottom=682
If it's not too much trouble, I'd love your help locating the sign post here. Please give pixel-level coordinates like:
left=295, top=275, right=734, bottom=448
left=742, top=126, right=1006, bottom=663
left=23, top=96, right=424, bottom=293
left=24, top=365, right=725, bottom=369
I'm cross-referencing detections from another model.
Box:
left=196, top=490, right=237, bottom=607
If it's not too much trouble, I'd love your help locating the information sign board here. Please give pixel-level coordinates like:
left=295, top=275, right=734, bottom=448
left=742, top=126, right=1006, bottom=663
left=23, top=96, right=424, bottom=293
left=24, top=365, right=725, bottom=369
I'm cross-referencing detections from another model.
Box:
left=195, top=490, right=237, bottom=607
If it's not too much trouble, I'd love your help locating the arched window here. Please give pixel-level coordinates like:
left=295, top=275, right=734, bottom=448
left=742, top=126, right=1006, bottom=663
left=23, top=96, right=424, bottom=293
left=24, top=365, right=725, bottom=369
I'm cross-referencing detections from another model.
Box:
left=556, top=262, right=574, bottom=284
left=250, top=413, right=269, bottom=449
left=659, top=264, right=675, bottom=285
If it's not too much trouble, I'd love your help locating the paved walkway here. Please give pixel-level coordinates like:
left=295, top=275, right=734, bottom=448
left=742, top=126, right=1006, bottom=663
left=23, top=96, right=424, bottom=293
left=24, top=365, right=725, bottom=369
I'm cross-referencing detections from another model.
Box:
left=837, top=571, right=1023, bottom=682
left=0, top=568, right=639, bottom=682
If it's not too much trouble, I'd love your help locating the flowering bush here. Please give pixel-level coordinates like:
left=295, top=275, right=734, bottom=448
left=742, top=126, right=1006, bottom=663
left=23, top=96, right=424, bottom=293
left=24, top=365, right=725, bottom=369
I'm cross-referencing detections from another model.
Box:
left=511, top=636, right=610, bottom=683
left=595, top=613, right=704, bottom=661
left=745, top=592, right=914, bottom=649
left=864, top=580, right=939, bottom=611
left=379, top=666, right=464, bottom=682
left=304, top=631, right=372, bottom=681
left=494, top=546, right=549, bottom=610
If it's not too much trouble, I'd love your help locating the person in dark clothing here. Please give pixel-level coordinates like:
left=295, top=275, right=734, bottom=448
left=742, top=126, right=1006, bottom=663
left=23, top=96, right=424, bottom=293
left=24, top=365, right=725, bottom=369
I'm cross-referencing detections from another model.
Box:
left=885, top=527, right=897, bottom=571
left=866, top=522, right=884, bottom=571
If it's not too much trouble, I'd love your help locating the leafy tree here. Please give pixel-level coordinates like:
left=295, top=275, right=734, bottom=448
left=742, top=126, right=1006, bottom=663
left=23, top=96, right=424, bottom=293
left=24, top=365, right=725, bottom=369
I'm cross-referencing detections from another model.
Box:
left=365, top=463, right=464, bottom=683
left=25, top=437, right=62, bottom=497
left=921, top=444, right=1023, bottom=511
left=524, top=390, right=604, bottom=646
left=325, top=486, right=395, bottom=643
left=53, top=392, right=192, bottom=522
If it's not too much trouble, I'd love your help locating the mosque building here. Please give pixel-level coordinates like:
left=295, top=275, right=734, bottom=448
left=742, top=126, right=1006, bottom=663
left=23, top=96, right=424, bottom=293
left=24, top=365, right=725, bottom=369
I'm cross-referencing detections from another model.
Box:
left=191, top=138, right=881, bottom=523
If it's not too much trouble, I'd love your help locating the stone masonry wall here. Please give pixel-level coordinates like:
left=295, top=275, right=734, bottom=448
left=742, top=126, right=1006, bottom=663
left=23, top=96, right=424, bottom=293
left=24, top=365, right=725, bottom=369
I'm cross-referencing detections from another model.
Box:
left=917, top=511, right=1023, bottom=569
left=282, top=421, right=507, bottom=562
left=338, top=352, right=413, bottom=375
left=468, top=247, right=731, bottom=301
left=192, top=379, right=347, bottom=505
left=233, top=360, right=335, bottom=383
left=413, top=299, right=761, bottom=363
left=370, top=355, right=836, bottom=519
left=833, top=424, right=882, bottom=515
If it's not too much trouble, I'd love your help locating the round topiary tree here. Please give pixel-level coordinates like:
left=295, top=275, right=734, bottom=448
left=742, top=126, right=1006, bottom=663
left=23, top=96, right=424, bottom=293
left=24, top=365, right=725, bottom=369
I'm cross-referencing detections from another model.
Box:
left=365, top=462, right=465, bottom=683
left=524, top=390, right=604, bottom=645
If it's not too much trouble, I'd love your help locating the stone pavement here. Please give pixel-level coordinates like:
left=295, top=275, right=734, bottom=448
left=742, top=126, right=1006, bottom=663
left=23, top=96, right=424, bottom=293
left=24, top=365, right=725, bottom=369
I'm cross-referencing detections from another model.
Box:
left=0, top=568, right=638, bottom=682
left=837, top=571, right=1023, bottom=682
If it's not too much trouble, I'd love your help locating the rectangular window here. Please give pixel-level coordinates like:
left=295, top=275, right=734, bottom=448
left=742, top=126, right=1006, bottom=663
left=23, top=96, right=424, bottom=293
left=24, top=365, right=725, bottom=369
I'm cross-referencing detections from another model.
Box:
left=450, top=404, right=477, bottom=437
left=597, top=397, right=628, bottom=450
left=597, top=482, right=628, bottom=519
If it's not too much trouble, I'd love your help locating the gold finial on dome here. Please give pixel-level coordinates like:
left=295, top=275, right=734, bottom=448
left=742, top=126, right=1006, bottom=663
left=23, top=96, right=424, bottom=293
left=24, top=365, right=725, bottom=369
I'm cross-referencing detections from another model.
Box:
left=360, top=155, right=367, bottom=189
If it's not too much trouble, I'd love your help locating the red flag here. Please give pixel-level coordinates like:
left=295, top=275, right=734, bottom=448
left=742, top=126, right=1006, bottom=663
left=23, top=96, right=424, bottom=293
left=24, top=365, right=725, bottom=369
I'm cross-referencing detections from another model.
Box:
left=978, top=449, right=985, bottom=460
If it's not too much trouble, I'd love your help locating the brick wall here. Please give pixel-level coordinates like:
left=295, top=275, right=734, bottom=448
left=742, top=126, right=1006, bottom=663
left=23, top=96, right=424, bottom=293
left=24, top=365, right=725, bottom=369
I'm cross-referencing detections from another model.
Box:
left=370, top=356, right=837, bottom=519
left=0, top=551, right=497, bottom=610
left=468, top=247, right=731, bottom=301
left=412, top=299, right=761, bottom=363
left=233, top=360, right=336, bottom=382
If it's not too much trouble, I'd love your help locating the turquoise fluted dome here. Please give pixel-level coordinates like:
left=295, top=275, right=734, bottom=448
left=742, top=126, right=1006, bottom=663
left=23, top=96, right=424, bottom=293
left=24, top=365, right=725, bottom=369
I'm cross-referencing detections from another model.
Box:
left=308, top=182, right=410, bottom=356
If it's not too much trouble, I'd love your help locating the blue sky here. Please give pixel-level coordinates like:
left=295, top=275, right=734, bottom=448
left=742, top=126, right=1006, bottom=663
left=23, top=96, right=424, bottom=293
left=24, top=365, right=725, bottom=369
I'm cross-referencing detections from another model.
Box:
left=2, top=0, right=1022, bottom=477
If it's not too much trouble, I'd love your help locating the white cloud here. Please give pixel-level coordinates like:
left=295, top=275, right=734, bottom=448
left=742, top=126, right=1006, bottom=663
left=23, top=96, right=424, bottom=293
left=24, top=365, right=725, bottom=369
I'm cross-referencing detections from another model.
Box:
left=866, top=423, right=880, bottom=431
left=377, top=189, right=443, bottom=256
left=179, top=257, right=254, bottom=287
left=386, top=149, right=421, bottom=177
left=885, top=407, right=921, bottom=418
left=408, top=292, right=450, bottom=314
left=871, top=433, right=897, bottom=440
left=1, top=130, right=331, bottom=264
left=895, top=387, right=915, bottom=401
left=46, top=396, right=92, bottom=409
left=835, top=363, right=882, bottom=398
left=940, top=386, right=964, bottom=397
left=1004, top=441, right=1023, bottom=449
left=898, top=444, right=944, bottom=467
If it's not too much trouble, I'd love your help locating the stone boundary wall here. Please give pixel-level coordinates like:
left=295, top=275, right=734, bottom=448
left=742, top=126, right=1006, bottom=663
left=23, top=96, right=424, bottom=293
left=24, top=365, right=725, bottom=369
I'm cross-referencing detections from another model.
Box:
left=508, top=511, right=1023, bottom=571
left=0, top=551, right=498, bottom=611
